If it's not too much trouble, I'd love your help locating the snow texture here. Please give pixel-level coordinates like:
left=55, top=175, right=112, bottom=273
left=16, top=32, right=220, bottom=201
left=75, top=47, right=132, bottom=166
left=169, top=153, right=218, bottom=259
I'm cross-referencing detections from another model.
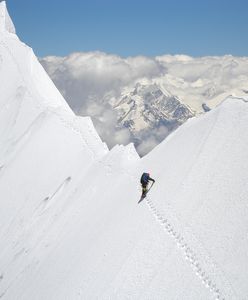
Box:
left=0, top=1, right=15, bottom=34
left=0, top=3, right=248, bottom=299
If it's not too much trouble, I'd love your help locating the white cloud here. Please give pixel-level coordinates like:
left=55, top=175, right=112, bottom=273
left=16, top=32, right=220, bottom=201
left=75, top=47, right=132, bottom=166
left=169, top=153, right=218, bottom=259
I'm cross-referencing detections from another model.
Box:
left=40, top=52, right=167, bottom=151
left=40, top=53, right=248, bottom=155
left=41, top=52, right=166, bottom=111
left=79, top=99, right=131, bottom=149
left=136, top=125, right=170, bottom=156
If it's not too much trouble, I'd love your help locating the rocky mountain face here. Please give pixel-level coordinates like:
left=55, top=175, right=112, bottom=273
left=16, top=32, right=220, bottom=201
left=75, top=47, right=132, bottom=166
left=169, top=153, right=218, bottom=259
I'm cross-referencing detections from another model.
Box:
left=106, top=82, right=195, bottom=154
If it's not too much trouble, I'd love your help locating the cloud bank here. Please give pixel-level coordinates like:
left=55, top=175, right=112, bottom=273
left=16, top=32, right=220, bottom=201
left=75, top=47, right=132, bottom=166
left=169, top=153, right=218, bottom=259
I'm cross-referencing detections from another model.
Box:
left=40, top=52, right=167, bottom=150
left=40, top=53, right=248, bottom=154
left=41, top=52, right=166, bottom=111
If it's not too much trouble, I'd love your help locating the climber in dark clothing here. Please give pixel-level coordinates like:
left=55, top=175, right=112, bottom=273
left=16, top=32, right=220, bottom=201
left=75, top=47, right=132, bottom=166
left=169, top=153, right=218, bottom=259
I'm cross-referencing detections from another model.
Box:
left=140, top=172, right=155, bottom=198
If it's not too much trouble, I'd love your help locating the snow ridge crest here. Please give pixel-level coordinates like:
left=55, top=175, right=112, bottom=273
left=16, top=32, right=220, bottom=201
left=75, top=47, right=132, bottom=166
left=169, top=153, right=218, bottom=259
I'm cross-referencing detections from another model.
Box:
left=0, top=1, right=16, bottom=34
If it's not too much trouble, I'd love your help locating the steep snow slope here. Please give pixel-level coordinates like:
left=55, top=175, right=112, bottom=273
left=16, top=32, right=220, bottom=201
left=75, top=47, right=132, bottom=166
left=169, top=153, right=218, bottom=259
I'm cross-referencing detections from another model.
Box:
left=0, top=1, right=15, bottom=34
left=141, top=98, right=248, bottom=299
left=0, top=2, right=248, bottom=299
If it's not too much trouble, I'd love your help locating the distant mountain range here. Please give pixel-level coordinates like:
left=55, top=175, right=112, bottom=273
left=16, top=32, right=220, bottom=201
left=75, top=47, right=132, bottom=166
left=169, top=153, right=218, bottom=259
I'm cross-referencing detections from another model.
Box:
left=40, top=53, right=248, bottom=155
left=104, top=81, right=194, bottom=153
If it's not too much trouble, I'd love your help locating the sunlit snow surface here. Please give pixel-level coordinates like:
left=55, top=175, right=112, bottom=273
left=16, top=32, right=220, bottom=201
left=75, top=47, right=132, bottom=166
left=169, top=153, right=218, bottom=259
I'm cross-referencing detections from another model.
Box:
left=0, top=2, right=248, bottom=299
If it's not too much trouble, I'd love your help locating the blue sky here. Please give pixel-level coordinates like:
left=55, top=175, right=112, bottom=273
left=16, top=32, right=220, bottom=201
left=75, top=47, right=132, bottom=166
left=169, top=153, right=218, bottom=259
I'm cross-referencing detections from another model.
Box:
left=7, top=0, right=248, bottom=58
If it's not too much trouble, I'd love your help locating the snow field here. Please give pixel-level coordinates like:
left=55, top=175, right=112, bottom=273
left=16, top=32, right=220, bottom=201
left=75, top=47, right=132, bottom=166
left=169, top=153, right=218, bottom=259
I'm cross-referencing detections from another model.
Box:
left=1, top=2, right=248, bottom=299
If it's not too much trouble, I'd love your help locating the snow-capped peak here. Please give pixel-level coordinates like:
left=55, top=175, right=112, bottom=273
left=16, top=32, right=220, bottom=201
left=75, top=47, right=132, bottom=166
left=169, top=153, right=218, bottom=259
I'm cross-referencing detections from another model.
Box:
left=0, top=1, right=15, bottom=34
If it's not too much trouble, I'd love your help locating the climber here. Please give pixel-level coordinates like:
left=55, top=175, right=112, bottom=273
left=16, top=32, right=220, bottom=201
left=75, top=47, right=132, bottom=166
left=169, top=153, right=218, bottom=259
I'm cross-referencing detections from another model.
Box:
left=140, top=172, right=155, bottom=198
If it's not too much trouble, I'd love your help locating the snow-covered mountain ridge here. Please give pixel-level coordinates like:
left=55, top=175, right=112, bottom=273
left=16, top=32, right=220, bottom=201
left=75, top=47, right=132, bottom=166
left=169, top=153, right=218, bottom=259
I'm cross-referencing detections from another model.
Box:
left=0, top=1, right=15, bottom=34
left=1, top=2, right=248, bottom=299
